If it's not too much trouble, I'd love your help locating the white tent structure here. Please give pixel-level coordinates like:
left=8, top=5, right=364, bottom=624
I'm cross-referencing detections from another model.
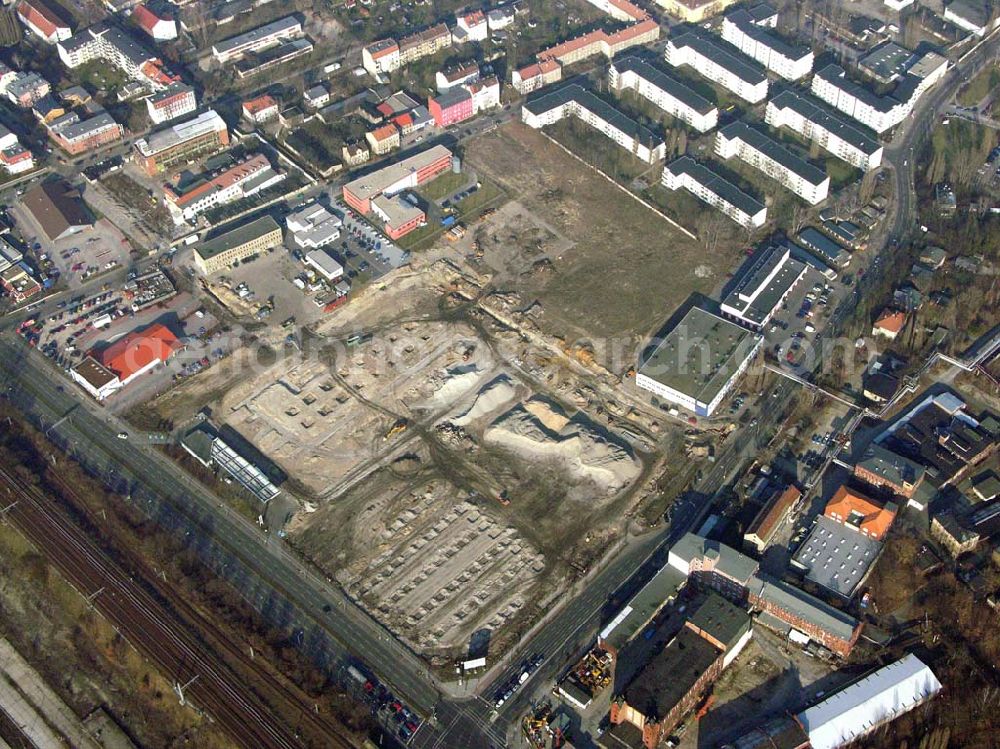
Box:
left=797, top=654, right=942, bottom=749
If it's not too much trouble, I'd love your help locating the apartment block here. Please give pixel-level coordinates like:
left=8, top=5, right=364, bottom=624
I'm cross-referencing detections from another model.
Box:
left=522, top=84, right=666, bottom=165
left=362, top=39, right=401, bottom=75
left=133, top=109, right=229, bottom=175
left=662, top=156, right=766, bottom=228
left=721, top=5, right=813, bottom=80
left=653, top=0, right=741, bottom=23
left=511, top=59, right=562, bottom=95
left=58, top=24, right=180, bottom=90
left=211, top=16, right=302, bottom=63
left=48, top=111, right=124, bottom=155
left=145, top=82, right=196, bottom=124
left=766, top=90, right=883, bottom=171
left=398, top=23, right=452, bottom=65
left=609, top=56, right=718, bottom=133
left=715, top=122, right=830, bottom=204
left=665, top=32, right=768, bottom=103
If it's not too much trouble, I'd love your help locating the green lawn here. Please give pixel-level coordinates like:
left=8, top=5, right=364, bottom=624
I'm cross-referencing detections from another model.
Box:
left=417, top=170, right=471, bottom=202
left=958, top=65, right=1000, bottom=108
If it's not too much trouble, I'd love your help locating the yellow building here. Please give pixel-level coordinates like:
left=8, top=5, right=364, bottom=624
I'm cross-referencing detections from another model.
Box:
left=654, top=0, right=740, bottom=22
left=193, top=216, right=282, bottom=275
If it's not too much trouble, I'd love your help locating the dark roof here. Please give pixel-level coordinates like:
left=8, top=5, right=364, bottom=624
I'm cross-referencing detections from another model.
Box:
left=613, top=56, right=716, bottom=115
left=768, top=90, right=881, bottom=156
left=670, top=31, right=767, bottom=85
left=21, top=180, right=92, bottom=240
left=863, top=372, right=899, bottom=401
left=623, top=627, right=721, bottom=721
left=524, top=84, right=661, bottom=145
left=726, top=7, right=811, bottom=62
left=686, top=593, right=750, bottom=650
left=722, top=243, right=806, bottom=325
left=720, top=122, right=827, bottom=186
left=666, top=156, right=764, bottom=217
left=814, top=64, right=909, bottom=114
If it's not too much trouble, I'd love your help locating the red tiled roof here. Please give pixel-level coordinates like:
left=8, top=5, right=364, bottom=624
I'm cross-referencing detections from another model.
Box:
left=98, top=323, right=180, bottom=381
left=17, top=0, right=66, bottom=38
left=243, top=94, right=277, bottom=115
left=370, top=123, right=398, bottom=141
left=825, top=486, right=896, bottom=541
left=132, top=4, right=166, bottom=33
left=392, top=112, right=413, bottom=128
left=166, top=153, right=270, bottom=206
left=874, top=310, right=906, bottom=334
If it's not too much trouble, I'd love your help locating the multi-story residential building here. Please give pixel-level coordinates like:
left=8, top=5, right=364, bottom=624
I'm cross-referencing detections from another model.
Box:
left=466, top=75, right=500, bottom=114
left=58, top=24, right=180, bottom=90
left=303, top=84, right=330, bottom=109
left=398, top=23, right=452, bottom=65
left=211, top=16, right=302, bottom=63
left=536, top=18, right=660, bottom=67
left=719, top=243, right=806, bottom=329
left=17, top=0, right=71, bottom=43
left=4, top=72, right=51, bottom=107
left=721, top=5, right=813, bottom=80
left=436, top=61, right=479, bottom=92
left=765, top=90, right=883, bottom=171
left=365, top=123, right=400, bottom=155
left=584, top=0, right=649, bottom=22
left=429, top=87, right=473, bottom=127
left=341, top=143, right=370, bottom=167
left=715, top=121, right=830, bottom=204
left=665, top=32, right=768, bottom=103
left=193, top=215, right=283, bottom=274
left=241, top=94, right=279, bottom=123
left=609, top=56, right=718, bottom=133
left=653, top=0, right=741, bottom=23
left=662, top=156, right=766, bottom=228
left=811, top=52, right=949, bottom=133
left=511, top=59, right=562, bottom=95
left=453, top=9, right=488, bottom=43
left=362, top=39, right=401, bottom=76
left=48, top=111, right=124, bottom=155
left=0, top=124, right=34, bottom=174
left=233, top=39, right=312, bottom=79
left=163, top=153, right=284, bottom=223
left=522, top=84, right=666, bottom=165
left=145, top=82, right=196, bottom=124
left=133, top=109, right=229, bottom=175
left=486, top=7, right=515, bottom=32
left=132, top=3, right=177, bottom=41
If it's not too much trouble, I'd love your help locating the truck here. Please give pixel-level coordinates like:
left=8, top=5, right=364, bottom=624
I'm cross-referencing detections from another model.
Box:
left=440, top=214, right=457, bottom=228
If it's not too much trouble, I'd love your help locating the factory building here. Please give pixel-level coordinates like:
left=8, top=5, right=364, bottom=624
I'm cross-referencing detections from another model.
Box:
left=522, top=84, right=666, bottom=165
left=720, top=243, right=807, bottom=329
left=636, top=306, right=762, bottom=417
left=609, top=56, right=718, bottom=133
left=664, top=32, right=768, bottom=104
left=133, top=109, right=229, bottom=175
left=716, top=122, right=830, bottom=204
left=721, top=5, right=813, bottom=80
left=766, top=90, right=883, bottom=171
left=662, top=156, right=766, bottom=228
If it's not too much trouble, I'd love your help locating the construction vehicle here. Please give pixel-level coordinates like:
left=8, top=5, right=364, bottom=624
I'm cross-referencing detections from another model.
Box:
left=384, top=419, right=409, bottom=441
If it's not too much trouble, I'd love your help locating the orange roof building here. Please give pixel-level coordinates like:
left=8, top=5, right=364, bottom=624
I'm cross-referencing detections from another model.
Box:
left=824, top=486, right=896, bottom=541
left=242, top=94, right=279, bottom=122
left=98, top=323, right=180, bottom=385
left=872, top=309, right=906, bottom=339
left=743, top=485, right=802, bottom=552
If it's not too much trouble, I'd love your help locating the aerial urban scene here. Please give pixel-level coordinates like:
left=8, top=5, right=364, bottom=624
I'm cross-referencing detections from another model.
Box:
left=0, top=0, right=998, bottom=747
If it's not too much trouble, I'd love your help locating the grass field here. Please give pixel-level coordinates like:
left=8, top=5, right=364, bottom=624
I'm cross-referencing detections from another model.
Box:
left=464, top=123, right=731, bottom=346
left=958, top=65, right=1000, bottom=108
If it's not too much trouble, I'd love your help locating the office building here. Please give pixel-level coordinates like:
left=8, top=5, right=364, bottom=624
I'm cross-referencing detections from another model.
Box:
left=211, top=16, right=301, bottom=63
left=721, top=5, right=813, bottom=80
left=609, top=56, right=718, bottom=133
left=342, top=144, right=452, bottom=213
left=134, top=109, right=229, bottom=175
left=636, top=306, right=762, bottom=417
left=193, top=215, right=283, bottom=274
left=766, top=90, right=883, bottom=171
left=662, top=156, right=766, bottom=228
left=665, top=32, right=768, bottom=104
left=145, top=82, right=196, bottom=124
left=163, top=153, right=285, bottom=224
left=522, top=84, right=666, bottom=165
left=48, top=111, right=124, bottom=155
left=716, top=122, right=830, bottom=204
left=285, top=203, right=342, bottom=249
left=720, top=243, right=807, bottom=329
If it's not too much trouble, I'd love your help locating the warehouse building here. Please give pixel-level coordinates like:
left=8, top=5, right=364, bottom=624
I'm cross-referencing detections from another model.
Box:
left=211, top=16, right=302, bottom=63
left=609, top=56, right=718, bottom=133
left=597, top=563, right=687, bottom=658
left=720, top=243, right=807, bottom=329
left=766, top=90, right=883, bottom=171
left=636, top=306, right=762, bottom=417
left=721, top=5, right=814, bottom=80
left=193, top=215, right=283, bottom=274
left=305, top=249, right=343, bottom=282
left=70, top=323, right=180, bottom=400
left=22, top=179, right=92, bottom=240
left=134, top=109, right=229, bottom=175
left=662, top=157, right=766, bottom=228
left=665, top=32, right=768, bottom=104
left=522, top=84, right=666, bottom=165
left=792, top=513, right=883, bottom=598
left=796, top=655, right=941, bottom=749
left=716, top=122, right=830, bottom=204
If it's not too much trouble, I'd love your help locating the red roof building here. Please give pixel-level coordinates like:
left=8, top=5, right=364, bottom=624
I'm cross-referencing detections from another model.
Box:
left=17, top=0, right=71, bottom=44
left=132, top=4, right=177, bottom=41
left=98, top=323, right=180, bottom=385
left=242, top=94, right=279, bottom=123
left=824, top=486, right=896, bottom=541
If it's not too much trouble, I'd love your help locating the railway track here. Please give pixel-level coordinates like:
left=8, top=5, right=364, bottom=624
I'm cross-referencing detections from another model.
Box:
left=0, top=462, right=355, bottom=749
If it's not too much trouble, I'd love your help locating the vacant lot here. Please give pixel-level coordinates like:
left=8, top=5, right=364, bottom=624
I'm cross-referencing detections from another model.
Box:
left=464, top=124, right=726, bottom=346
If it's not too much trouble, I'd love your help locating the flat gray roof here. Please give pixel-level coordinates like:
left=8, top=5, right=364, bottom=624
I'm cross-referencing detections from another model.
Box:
left=639, top=307, right=761, bottom=408
left=213, top=15, right=300, bottom=55
left=670, top=32, right=767, bottom=86
left=769, top=90, right=882, bottom=156
left=797, top=227, right=851, bottom=266
left=793, top=515, right=881, bottom=597
left=196, top=215, right=281, bottom=261
left=750, top=573, right=859, bottom=642
left=859, top=41, right=915, bottom=81
left=722, top=244, right=806, bottom=325
left=599, top=563, right=686, bottom=651
left=720, top=121, right=828, bottom=186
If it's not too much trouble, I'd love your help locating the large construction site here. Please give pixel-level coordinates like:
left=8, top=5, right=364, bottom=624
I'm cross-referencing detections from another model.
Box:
left=132, top=124, right=730, bottom=663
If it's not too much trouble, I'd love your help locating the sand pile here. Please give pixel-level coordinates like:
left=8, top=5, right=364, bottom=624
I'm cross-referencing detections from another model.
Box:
left=450, top=375, right=518, bottom=427
left=484, top=397, right=640, bottom=495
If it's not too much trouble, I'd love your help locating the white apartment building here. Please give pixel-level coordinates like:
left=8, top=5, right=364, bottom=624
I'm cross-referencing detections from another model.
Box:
left=511, top=59, right=562, bottom=95
left=721, top=5, right=813, bottom=81
left=58, top=24, right=178, bottom=90
left=467, top=75, right=500, bottom=114
left=522, top=84, right=666, bottom=164
left=145, top=82, right=196, bottom=124
left=454, top=10, right=488, bottom=42
left=662, top=156, right=766, bottom=228
left=766, top=90, right=883, bottom=171
left=811, top=53, right=948, bottom=133
left=362, top=39, right=401, bottom=75
left=211, top=16, right=302, bottom=63
left=665, top=32, right=768, bottom=104
left=716, top=121, right=830, bottom=204
left=609, top=56, right=718, bottom=133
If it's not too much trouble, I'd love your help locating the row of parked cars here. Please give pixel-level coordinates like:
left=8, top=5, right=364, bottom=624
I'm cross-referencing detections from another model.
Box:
left=493, top=653, right=543, bottom=709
